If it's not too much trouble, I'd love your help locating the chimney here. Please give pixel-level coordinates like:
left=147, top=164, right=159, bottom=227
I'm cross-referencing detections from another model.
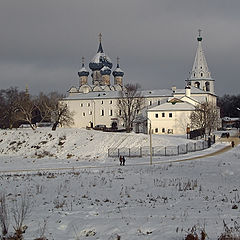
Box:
left=185, top=85, right=191, bottom=98
left=171, top=86, right=176, bottom=93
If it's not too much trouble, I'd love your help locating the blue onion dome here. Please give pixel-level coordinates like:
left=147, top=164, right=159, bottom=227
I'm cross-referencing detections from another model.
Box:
left=78, top=57, right=89, bottom=77
left=100, top=66, right=111, bottom=75
left=113, top=63, right=124, bottom=77
left=89, top=34, right=113, bottom=71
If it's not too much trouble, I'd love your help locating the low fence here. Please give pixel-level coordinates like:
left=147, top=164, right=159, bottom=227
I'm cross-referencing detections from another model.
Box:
left=108, top=140, right=210, bottom=158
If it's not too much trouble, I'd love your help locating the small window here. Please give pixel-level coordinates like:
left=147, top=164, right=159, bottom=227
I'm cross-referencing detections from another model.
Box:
left=158, top=100, right=161, bottom=105
left=162, top=113, right=165, bottom=117
left=83, top=112, right=86, bottom=117
left=201, top=73, right=203, bottom=77
left=169, top=113, right=172, bottom=118
left=87, top=103, right=90, bottom=107
left=89, top=111, right=92, bottom=115
left=119, top=110, right=122, bottom=116
left=149, top=101, right=152, bottom=106
left=155, top=113, right=159, bottom=118
left=110, top=100, right=112, bottom=104
left=101, top=109, right=104, bottom=116
left=168, top=129, right=173, bottom=134
left=155, top=128, right=158, bottom=133
left=109, top=109, right=113, bottom=116
left=101, top=101, right=104, bottom=104
left=118, top=100, right=121, bottom=104
left=162, top=128, right=165, bottom=133
left=80, top=103, right=83, bottom=107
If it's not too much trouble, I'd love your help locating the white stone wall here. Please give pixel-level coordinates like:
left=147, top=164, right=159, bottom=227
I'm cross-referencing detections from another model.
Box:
left=148, top=110, right=192, bottom=135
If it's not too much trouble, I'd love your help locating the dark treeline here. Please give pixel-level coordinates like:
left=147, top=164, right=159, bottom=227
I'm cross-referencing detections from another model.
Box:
left=0, top=87, right=73, bottom=130
left=218, top=94, right=240, bottom=118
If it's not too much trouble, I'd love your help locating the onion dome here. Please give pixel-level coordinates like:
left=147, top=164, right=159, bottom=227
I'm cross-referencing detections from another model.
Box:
left=100, top=66, right=111, bottom=75
left=89, top=33, right=113, bottom=71
left=113, top=57, right=124, bottom=77
left=78, top=57, right=89, bottom=77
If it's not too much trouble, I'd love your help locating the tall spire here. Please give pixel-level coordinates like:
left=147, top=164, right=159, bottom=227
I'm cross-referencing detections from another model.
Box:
left=190, top=30, right=212, bottom=80
left=186, top=30, right=215, bottom=94
left=97, top=33, right=104, bottom=53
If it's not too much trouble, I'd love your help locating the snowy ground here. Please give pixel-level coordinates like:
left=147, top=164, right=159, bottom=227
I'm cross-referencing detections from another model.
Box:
left=0, top=128, right=239, bottom=239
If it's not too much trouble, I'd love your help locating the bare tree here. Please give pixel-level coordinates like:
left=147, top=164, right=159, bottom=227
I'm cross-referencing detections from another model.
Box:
left=15, top=91, right=38, bottom=130
left=117, top=84, right=144, bottom=133
left=51, top=102, right=74, bottom=131
left=12, top=193, right=31, bottom=235
left=0, top=193, right=9, bottom=236
left=190, top=102, right=219, bottom=136
left=0, top=88, right=19, bottom=129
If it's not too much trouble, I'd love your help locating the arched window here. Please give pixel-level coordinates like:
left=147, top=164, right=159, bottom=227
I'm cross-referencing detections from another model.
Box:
left=205, top=82, right=210, bottom=91
left=201, top=73, right=203, bottom=77
left=194, top=82, right=200, bottom=88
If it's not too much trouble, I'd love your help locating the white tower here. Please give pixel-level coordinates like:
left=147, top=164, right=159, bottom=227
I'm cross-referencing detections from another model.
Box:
left=186, top=30, right=215, bottom=94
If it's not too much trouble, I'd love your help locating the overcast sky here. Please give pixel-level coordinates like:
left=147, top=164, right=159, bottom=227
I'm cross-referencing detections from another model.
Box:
left=0, top=0, right=240, bottom=96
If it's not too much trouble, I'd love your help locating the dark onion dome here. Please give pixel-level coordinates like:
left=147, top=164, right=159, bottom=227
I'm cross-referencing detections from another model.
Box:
left=100, top=66, right=111, bottom=75
left=78, top=65, right=89, bottom=77
left=113, top=63, right=124, bottom=77
left=89, top=38, right=113, bottom=71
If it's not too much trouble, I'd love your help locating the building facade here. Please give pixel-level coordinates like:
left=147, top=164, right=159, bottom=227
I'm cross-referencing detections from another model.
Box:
left=62, top=32, right=217, bottom=134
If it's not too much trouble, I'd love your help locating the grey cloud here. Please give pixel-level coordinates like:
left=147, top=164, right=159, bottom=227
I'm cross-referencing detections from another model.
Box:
left=0, top=0, right=240, bottom=96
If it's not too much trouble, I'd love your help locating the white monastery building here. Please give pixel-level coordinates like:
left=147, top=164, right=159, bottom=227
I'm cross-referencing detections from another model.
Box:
left=62, top=31, right=217, bottom=135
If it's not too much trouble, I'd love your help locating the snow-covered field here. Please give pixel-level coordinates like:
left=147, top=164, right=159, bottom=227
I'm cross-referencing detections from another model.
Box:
left=0, top=128, right=239, bottom=239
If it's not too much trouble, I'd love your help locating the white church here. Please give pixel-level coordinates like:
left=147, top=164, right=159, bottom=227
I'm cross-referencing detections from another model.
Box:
left=62, top=31, right=217, bottom=135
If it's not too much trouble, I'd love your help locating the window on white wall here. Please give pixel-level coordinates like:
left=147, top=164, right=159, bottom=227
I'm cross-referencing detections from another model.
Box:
left=80, top=103, right=83, bottom=107
left=168, top=129, right=173, bottom=134
left=88, top=103, right=90, bottom=107
left=162, top=128, right=165, bottom=133
left=109, top=109, right=113, bottom=116
left=101, top=109, right=104, bottom=116
left=83, top=112, right=86, bottom=117
left=155, top=128, right=158, bottom=133
left=89, top=111, right=92, bottom=115
left=155, top=113, right=158, bottom=118
left=149, top=101, right=152, bottom=106
left=169, top=113, right=172, bottom=118
left=119, top=110, right=122, bottom=116
left=110, top=100, right=112, bottom=104
left=158, top=100, right=161, bottom=105
left=162, top=113, right=165, bottom=117
left=101, top=101, right=104, bottom=104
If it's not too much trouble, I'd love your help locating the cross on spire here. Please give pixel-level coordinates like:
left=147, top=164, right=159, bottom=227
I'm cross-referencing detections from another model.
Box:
left=99, top=33, right=102, bottom=42
left=116, top=56, right=120, bottom=67
left=198, top=29, right=202, bottom=37
left=82, top=56, right=85, bottom=67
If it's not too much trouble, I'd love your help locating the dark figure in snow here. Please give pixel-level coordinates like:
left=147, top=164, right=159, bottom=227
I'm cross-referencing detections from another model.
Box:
left=119, top=155, right=123, bottom=166
left=122, top=156, right=126, bottom=166
left=231, top=141, right=235, bottom=148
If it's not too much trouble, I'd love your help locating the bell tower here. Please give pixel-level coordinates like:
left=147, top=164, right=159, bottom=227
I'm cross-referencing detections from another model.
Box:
left=186, top=30, right=215, bottom=94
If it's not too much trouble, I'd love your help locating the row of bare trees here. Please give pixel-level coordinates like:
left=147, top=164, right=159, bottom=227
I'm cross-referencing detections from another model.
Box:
left=0, top=87, right=73, bottom=131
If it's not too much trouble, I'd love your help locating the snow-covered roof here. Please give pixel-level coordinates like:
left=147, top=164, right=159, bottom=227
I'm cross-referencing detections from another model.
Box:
left=174, top=86, right=206, bottom=94
left=64, top=88, right=173, bottom=101
left=148, top=101, right=195, bottom=111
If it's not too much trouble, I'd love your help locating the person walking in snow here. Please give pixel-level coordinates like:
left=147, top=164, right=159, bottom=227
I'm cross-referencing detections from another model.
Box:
left=122, top=156, right=126, bottom=166
left=119, top=155, right=123, bottom=166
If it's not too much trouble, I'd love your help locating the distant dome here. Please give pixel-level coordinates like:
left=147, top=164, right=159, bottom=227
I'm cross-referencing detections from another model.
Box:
left=113, top=64, right=124, bottom=77
left=78, top=66, right=89, bottom=77
left=100, top=66, right=111, bottom=75
left=78, top=57, right=89, bottom=77
left=89, top=39, right=112, bottom=71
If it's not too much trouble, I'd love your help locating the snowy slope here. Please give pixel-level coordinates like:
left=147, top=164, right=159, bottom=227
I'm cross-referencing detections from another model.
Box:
left=0, top=128, right=239, bottom=240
